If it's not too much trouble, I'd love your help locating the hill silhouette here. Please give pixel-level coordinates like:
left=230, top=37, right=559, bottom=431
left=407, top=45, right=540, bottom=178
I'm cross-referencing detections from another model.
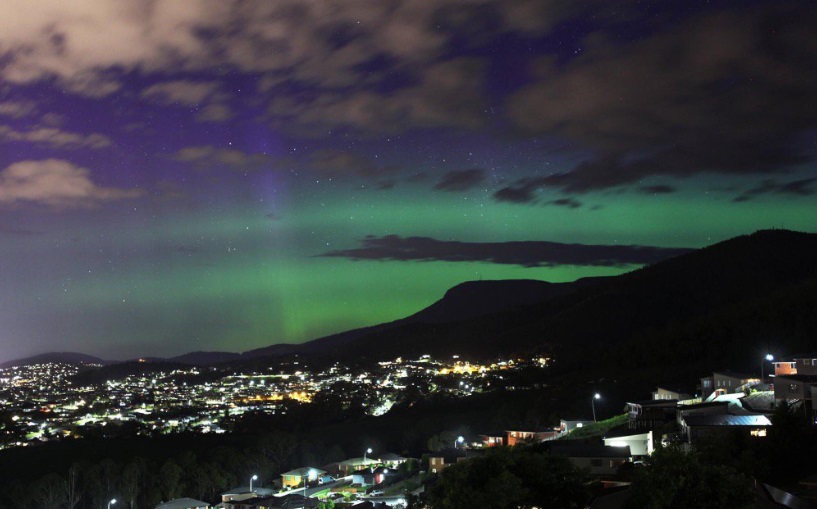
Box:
left=0, top=352, right=105, bottom=369
left=8, top=230, right=817, bottom=378
left=297, top=229, right=817, bottom=374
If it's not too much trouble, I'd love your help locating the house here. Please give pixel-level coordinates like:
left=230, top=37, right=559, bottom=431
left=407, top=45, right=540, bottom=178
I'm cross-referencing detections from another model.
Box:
left=699, top=376, right=714, bottom=399
left=281, top=468, right=326, bottom=489
left=774, top=374, right=817, bottom=405
left=559, top=420, right=594, bottom=433
left=478, top=432, right=505, bottom=447
left=652, top=387, right=690, bottom=401
left=505, top=429, right=559, bottom=446
left=544, top=443, right=631, bottom=477
left=222, top=488, right=275, bottom=503
left=774, top=354, right=817, bottom=377
left=626, top=400, right=677, bottom=430
left=681, top=414, right=772, bottom=444
left=427, top=451, right=467, bottom=474
left=378, top=453, right=408, bottom=468
left=337, top=457, right=379, bottom=475
left=676, top=401, right=730, bottom=431
left=276, top=494, right=320, bottom=509
left=156, top=498, right=210, bottom=509
left=352, top=467, right=394, bottom=486
left=712, top=371, right=759, bottom=395
left=603, top=428, right=654, bottom=457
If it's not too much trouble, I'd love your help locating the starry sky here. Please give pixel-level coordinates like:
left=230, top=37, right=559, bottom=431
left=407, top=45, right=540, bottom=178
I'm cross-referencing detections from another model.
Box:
left=1, top=1, right=816, bottom=362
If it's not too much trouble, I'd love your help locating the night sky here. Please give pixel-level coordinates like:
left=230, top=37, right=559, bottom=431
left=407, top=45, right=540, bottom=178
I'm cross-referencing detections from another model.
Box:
left=1, top=1, right=816, bottom=362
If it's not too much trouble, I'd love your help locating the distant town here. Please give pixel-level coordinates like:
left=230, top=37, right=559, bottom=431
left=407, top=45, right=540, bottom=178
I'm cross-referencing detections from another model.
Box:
left=2, top=352, right=817, bottom=508
left=0, top=355, right=550, bottom=449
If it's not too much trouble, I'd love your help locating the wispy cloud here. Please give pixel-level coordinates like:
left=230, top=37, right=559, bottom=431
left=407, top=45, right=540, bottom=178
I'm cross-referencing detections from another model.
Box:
left=0, top=125, right=112, bottom=149
left=0, top=159, right=142, bottom=208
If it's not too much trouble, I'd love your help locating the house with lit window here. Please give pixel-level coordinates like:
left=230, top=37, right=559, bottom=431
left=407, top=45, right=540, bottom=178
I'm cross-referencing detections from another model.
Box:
left=700, top=371, right=759, bottom=399
left=559, top=420, right=594, bottom=433
left=427, top=451, right=467, bottom=474
left=681, top=414, right=772, bottom=444
left=773, top=374, right=817, bottom=404
left=652, top=387, right=691, bottom=401
left=773, top=354, right=817, bottom=376
left=478, top=432, right=505, bottom=447
left=505, top=429, right=559, bottom=446
left=281, top=468, right=325, bottom=489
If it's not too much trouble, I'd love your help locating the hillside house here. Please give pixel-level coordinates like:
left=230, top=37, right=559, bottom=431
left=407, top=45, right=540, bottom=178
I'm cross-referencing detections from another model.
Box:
left=773, top=354, right=817, bottom=377
left=505, top=429, right=559, bottom=446
left=626, top=400, right=677, bottom=430
left=281, top=468, right=326, bottom=489
left=603, top=428, right=654, bottom=457
left=156, top=498, right=210, bottom=509
left=560, top=420, right=595, bottom=433
left=478, top=432, right=505, bottom=447
left=681, top=414, right=772, bottom=444
left=774, top=374, right=817, bottom=403
left=652, top=387, right=691, bottom=401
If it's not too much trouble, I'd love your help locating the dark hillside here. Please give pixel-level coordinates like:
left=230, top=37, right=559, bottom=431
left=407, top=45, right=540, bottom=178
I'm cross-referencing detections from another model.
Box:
left=317, top=230, right=817, bottom=376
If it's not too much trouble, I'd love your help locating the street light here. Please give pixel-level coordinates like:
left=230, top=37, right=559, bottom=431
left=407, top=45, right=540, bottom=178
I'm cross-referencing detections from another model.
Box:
left=592, top=393, right=601, bottom=422
left=304, top=468, right=317, bottom=499
left=364, top=447, right=372, bottom=463
left=455, top=436, right=464, bottom=449
left=761, top=354, right=774, bottom=382
left=250, top=474, right=258, bottom=492
left=108, top=499, right=117, bottom=509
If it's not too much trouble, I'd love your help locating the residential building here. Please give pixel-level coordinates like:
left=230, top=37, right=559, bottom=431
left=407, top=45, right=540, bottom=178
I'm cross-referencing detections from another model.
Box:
left=559, top=420, right=594, bottom=433
left=773, top=354, right=817, bottom=377
left=281, top=468, right=326, bottom=489
left=626, top=400, right=677, bottom=430
left=603, top=429, right=654, bottom=457
left=478, top=432, right=505, bottom=447
left=712, top=371, right=759, bottom=395
left=156, top=498, right=210, bottom=509
left=774, top=374, right=817, bottom=403
left=505, top=429, right=559, bottom=446
left=652, top=387, right=691, bottom=401
left=681, top=414, right=772, bottom=444
left=337, top=457, right=379, bottom=475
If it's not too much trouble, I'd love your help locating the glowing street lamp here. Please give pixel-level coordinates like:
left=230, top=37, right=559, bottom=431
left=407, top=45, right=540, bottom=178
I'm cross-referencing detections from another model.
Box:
left=455, top=436, right=464, bottom=449
left=364, top=447, right=372, bottom=463
left=304, top=468, right=317, bottom=498
left=761, top=354, right=774, bottom=382
left=592, top=393, right=601, bottom=422
left=108, top=499, right=117, bottom=509
left=250, top=474, right=258, bottom=492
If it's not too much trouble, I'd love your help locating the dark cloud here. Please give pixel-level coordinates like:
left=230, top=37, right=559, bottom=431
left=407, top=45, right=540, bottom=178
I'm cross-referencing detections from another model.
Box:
left=507, top=6, right=817, bottom=191
left=493, top=178, right=542, bottom=203
left=733, top=177, right=817, bottom=202
left=639, top=185, right=676, bottom=195
left=321, top=235, right=693, bottom=268
left=550, top=197, right=582, bottom=208
left=434, top=168, right=486, bottom=192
